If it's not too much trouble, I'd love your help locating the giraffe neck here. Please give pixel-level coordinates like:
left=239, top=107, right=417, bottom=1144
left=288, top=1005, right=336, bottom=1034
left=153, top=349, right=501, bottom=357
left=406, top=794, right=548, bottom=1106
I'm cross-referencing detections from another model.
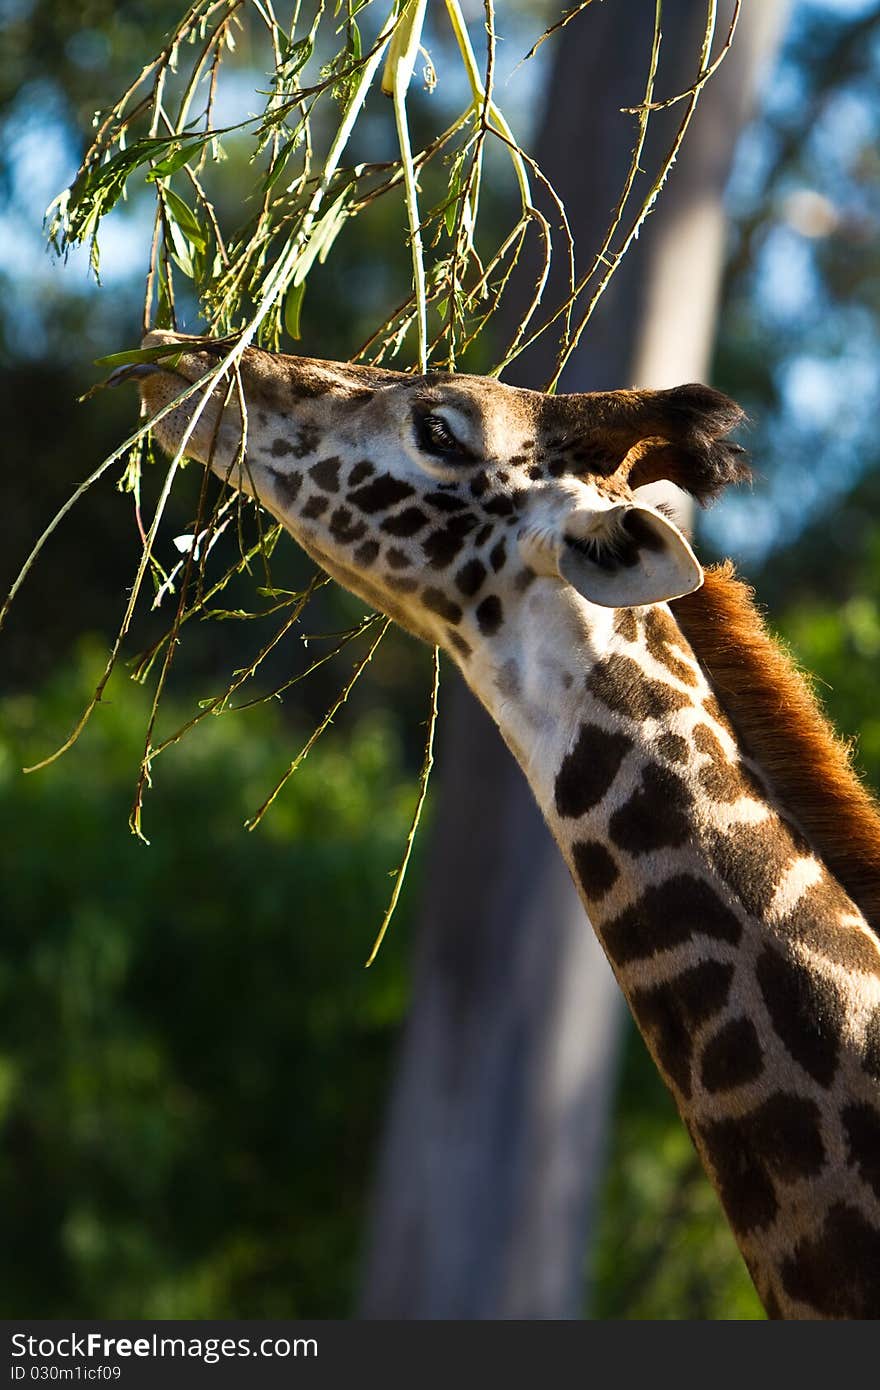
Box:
left=463, top=576, right=880, bottom=1320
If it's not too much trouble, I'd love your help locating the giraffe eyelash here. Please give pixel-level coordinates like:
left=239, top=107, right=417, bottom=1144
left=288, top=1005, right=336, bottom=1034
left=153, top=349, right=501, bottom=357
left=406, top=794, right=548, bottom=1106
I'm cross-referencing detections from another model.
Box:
left=412, top=408, right=475, bottom=463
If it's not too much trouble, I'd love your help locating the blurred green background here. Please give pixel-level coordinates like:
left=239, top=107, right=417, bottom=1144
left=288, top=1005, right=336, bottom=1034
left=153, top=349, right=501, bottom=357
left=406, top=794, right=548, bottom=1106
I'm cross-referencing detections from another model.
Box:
left=2, top=0, right=880, bottom=1319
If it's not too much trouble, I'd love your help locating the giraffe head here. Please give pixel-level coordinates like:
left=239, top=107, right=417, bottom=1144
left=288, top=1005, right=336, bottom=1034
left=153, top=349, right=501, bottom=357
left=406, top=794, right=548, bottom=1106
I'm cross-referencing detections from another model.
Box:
left=127, top=330, right=748, bottom=659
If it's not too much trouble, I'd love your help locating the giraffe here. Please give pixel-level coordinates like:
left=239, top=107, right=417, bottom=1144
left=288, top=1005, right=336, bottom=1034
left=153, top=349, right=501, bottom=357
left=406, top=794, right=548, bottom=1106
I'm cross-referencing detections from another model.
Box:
left=118, top=329, right=880, bottom=1319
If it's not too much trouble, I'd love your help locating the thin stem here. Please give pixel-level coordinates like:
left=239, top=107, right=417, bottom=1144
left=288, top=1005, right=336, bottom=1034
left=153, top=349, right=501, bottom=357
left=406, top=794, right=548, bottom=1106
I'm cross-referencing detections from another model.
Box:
left=388, top=0, right=430, bottom=370
left=147, top=574, right=330, bottom=761
left=365, top=643, right=440, bottom=967
left=547, top=0, right=728, bottom=391
left=244, top=616, right=391, bottom=831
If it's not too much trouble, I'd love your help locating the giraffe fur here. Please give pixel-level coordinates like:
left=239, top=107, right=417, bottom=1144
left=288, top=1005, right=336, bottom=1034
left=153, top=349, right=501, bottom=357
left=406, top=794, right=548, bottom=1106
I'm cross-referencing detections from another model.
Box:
left=122, top=331, right=880, bottom=1319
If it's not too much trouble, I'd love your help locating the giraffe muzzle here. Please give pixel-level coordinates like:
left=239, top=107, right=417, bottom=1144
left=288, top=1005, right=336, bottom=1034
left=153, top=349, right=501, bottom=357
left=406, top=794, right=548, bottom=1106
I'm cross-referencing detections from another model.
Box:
left=106, top=362, right=167, bottom=388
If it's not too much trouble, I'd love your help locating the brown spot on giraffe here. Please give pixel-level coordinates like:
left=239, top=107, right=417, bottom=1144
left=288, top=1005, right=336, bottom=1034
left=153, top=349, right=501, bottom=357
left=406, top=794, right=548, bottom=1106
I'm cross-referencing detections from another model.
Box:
left=571, top=839, right=619, bottom=902
left=284, top=423, right=321, bottom=458
left=448, top=630, right=472, bottom=660
left=700, top=1094, right=825, bottom=1236
left=756, top=943, right=845, bottom=1088
left=700, top=692, right=736, bottom=736
left=423, top=522, right=477, bottom=570
left=388, top=575, right=418, bottom=594
left=643, top=606, right=699, bottom=686
left=554, top=724, right=632, bottom=820
left=353, top=539, right=379, bottom=566
left=601, top=874, right=742, bottom=966
left=654, top=731, right=689, bottom=765
left=349, top=473, right=415, bottom=512
left=629, top=960, right=735, bottom=1098
left=781, top=1204, right=880, bottom=1319
left=422, top=588, right=462, bottom=625
left=309, top=455, right=341, bottom=491
left=475, top=595, right=503, bottom=636
left=490, top=539, right=507, bottom=572
left=608, top=761, right=693, bottom=855
left=267, top=466, right=302, bottom=507
left=778, top=872, right=880, bottom=977
left=455, top=558, right=487, bottom=597
left=693, top=722, right=763, bottom=803
left=329, top=506, right=366, bottom=544
left=425, top=491, right=468, bottom=513
left=513, top=567, right=536, bottom=592
left=348, top=459, right=374, bottom=486
left=587, top=653, right=692, bottom=722
left=495, top=658, right=521, bottom=701
left=841, top=1102, right=880, bottom=1200
left=707, top=819, right=795, bottom=920
left=381, top=507, right=429, bottom=538
left=301, top=494, right=329, bottom=520
left=700, top=1016, right=764, bottom=1093
left=614, top=608, right=639, bottom=643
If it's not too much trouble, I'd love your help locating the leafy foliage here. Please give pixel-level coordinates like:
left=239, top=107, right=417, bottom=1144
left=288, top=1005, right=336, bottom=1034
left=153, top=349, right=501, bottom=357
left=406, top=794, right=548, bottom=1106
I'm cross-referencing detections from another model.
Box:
left=0, top=647, right=415, bottom=1315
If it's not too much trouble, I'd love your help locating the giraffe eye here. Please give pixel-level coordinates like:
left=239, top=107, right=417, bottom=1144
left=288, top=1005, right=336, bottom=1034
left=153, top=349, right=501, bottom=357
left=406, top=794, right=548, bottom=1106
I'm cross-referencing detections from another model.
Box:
left=415, top=411, right=467, bottom=460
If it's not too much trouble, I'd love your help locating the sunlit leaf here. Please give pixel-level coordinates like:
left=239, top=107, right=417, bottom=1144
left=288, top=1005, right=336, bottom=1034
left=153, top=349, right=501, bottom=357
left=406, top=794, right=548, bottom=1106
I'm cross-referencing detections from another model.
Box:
left=161, top=185, right=208, bottom=252
left=284, top=281, right=307, bottom=340
left=94, top=345, right=185, bottom=369
left=145, top=141, right=209, bottom=181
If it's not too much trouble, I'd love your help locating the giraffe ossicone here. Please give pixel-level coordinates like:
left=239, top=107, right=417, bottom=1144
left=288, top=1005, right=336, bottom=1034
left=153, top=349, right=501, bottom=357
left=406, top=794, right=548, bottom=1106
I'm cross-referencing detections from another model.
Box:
left=124, top=331, right=880, bottom=1320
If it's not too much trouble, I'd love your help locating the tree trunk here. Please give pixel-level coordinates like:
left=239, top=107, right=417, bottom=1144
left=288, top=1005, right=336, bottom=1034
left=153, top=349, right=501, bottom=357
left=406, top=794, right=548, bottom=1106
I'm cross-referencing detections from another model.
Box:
left=359, top=0, right=788, bottom=1320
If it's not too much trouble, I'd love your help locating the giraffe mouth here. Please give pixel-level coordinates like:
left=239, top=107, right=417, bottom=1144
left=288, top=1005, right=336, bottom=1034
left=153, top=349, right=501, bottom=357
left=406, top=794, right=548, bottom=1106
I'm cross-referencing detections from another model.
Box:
left=106, top=329, right=229, bottom=393
left=111, top=333, right=249, bottom=474
left=107, top=361, right=183, bottom=388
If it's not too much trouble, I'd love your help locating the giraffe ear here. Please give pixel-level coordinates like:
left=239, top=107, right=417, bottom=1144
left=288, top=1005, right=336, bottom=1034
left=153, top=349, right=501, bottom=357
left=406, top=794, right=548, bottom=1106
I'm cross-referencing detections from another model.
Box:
left=557, top=504, right=703, bottom=608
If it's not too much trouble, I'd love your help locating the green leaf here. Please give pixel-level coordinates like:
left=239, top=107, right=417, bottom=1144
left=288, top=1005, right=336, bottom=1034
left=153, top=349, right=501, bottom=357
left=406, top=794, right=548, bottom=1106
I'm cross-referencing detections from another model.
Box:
left=284, top=281, right=306, bottom=340
left=145, top=141, right=208, bottom=181
left=287, top=188, right=353, bottom=289
left=161, top=186, right=207, bottom=251
left=50, top=135, right=181, bottom=255
left=279, top=35, right=313, bottom=78
left=165, top=215, right=196, bottom=278
left=94, top=345, right=185, bottom=369
left=444, top=149, right=467, bottom=235
left=262, top=126, right=306, bottom=194
left=348, top=19, right=362, bottom=62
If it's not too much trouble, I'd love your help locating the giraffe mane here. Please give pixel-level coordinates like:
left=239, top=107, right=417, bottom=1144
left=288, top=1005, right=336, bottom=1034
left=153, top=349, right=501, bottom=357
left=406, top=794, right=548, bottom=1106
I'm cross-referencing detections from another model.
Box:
left=672, top=561, right=880, bottom=933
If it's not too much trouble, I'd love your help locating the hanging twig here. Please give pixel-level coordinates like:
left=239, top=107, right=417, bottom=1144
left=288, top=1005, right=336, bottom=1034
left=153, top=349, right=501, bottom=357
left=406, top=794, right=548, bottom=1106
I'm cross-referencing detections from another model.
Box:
left=365, top=643, right=440, bottom=967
